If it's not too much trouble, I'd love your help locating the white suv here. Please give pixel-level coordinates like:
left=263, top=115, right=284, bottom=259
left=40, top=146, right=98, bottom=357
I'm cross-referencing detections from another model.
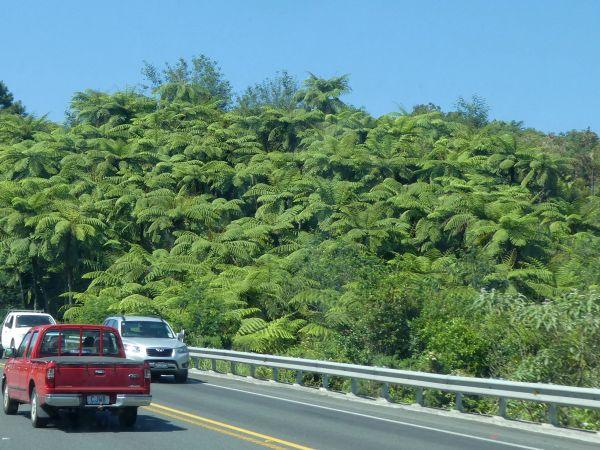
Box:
left=1, top=310, right=56, bottom=353
left=103, top=315, right=189, bottom=382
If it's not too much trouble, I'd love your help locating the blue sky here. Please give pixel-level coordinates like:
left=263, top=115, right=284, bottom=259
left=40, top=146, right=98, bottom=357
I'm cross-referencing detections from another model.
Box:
left=1, top=0, right=598, bottom=132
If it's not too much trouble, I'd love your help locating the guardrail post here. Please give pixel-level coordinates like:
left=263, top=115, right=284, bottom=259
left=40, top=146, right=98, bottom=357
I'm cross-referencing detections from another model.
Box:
left=349, top=378, right=358, bottom=396
left=321, top=374, right=330, bottom=391
left=498, top=397, right=507, bottom=418
left=454, top=392, right=463, bottom=412
left=248, top=364, right=256, bottom=379
left=548, top=403, right=558, bottom=426
left=272, top=367, right=279, bottom=382
left=380, top=382, right=390, bottom=402
left=415, top=388, right=424, bottom=406
left=210, top=358, right=217, bottom=372
left=230, top=362, right=237, bottom=375
left=295, top=370, right=304, bottom=386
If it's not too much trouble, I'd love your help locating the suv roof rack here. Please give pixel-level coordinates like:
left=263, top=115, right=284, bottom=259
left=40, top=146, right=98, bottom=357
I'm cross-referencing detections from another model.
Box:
left=8, top=309, right=46, bottom=314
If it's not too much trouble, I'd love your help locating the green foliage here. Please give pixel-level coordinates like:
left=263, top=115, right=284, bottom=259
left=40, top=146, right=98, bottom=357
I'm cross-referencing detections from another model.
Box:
left=0, top=61, right=599, bottom=427
left=142, top=55, right=233, bottom=109
left=237, top=71, right=298, bottom=112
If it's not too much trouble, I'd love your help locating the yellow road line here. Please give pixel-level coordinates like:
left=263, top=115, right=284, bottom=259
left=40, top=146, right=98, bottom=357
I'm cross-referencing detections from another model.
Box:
left=0, top=362, right=308, bottom=449
left=143, top=405, right=286, bottom=450
left=145, top=402, right=314, bottom=450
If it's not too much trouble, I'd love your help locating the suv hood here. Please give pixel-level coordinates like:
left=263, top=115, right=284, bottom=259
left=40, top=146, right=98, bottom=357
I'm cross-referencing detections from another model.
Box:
left=121, top=337, right=184, bottom=348
left=12, top=328, right=30, bottom=336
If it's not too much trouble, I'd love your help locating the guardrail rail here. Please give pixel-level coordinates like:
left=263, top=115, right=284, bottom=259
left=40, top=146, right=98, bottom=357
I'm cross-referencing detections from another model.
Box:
left=188, top=347, right=600, bottom=428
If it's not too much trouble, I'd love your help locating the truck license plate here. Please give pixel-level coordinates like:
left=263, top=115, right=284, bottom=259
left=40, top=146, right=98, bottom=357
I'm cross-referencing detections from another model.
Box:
left=86, top=395, right=110, bottom=405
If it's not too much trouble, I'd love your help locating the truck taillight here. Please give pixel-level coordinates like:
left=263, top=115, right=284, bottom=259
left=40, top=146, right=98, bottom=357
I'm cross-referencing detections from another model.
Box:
left=46, top=362, right=56, bottom=388
left=144, top=368, right=151, bottom=379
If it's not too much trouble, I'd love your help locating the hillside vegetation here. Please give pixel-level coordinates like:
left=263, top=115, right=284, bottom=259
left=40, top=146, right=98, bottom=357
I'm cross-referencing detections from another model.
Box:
left=0, top=58, right=599, bottom=425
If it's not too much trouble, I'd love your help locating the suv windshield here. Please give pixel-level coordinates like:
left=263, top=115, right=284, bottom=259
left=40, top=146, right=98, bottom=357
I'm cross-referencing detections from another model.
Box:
left=121, top=321, right=174, bottom=339
left=15, top=315, right=53, bottom=327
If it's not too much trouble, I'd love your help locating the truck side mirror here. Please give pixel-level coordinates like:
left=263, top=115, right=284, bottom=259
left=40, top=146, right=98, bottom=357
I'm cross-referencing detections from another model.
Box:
left=3, top=347, right=15, bottom=358
left=177, top=330, right=185, bottom=342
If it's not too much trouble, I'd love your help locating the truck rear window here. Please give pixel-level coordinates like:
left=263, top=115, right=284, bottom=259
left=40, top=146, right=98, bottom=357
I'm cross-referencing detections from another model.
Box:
left=15, top=315, right=53, bottom=327
left=39, top=329, right=120, bottom=357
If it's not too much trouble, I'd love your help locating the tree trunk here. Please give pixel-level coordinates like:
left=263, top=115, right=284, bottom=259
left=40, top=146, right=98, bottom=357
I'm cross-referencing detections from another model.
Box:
left=18, top=273, right=25, bottom=308
left=31, top=259, right=40, bottom=311
left=40, top=283, right=50, bottom=313
left=66, top=267, right=74, bottom=305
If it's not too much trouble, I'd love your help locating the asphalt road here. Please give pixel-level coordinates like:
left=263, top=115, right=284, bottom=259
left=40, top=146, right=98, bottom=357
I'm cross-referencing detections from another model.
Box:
left=0, top=364, right=598, bottom=450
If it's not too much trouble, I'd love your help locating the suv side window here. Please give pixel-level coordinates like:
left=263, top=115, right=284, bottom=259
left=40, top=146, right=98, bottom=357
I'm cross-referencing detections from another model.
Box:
left=16, top=331, right=32, bottom=357
left=5, top=315, right=13, bottom=328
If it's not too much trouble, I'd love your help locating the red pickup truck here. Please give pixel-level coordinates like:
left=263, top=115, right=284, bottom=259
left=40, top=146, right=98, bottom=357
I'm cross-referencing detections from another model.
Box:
left=2, top=324, right=152, bottom=428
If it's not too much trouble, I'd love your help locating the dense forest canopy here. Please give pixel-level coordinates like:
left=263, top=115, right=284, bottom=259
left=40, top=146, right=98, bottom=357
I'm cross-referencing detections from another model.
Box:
left=0, top=56, right=599, bottom=419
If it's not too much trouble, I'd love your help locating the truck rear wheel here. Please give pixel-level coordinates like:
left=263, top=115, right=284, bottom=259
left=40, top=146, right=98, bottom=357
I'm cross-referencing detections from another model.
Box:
left=3, top=382, right=18, bottom=415
left=118, top=407, right=138, bottom=427
left=30, top=388, right=47, bottom=428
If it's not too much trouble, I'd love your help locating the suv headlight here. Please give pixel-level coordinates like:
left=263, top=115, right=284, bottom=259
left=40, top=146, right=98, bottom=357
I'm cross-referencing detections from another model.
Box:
left=175, top=345, right=188, bottom=355
left=124, top=344, right=141, bottom=353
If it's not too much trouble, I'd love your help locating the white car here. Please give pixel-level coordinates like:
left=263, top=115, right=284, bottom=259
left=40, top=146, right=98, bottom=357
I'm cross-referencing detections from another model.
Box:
left=1, top=310, right=56, bottom=353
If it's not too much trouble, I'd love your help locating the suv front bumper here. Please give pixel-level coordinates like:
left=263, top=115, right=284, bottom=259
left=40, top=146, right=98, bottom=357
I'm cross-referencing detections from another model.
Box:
left=126, top=352, right=189, bottom=375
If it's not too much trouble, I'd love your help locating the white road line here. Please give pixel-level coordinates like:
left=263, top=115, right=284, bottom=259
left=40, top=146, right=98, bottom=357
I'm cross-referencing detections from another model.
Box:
left=203, top=382, right=543, bottom=450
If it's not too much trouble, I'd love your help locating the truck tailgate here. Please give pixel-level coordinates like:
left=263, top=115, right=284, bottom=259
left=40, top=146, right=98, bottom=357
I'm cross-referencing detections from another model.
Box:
left=35, top=356, right=147, bottom=392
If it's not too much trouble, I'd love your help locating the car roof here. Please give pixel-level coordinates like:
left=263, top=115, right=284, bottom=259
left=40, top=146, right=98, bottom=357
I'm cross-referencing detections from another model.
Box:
left=13, top=312, right=53, bottom=316
left=8, top=311, right=52, bottom=316
left=109, top=316, right=164, bottom=322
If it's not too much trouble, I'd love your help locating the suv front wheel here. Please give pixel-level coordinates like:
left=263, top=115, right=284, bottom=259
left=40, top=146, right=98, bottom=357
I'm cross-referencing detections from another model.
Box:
left=174, top=370, right=188, bottom=383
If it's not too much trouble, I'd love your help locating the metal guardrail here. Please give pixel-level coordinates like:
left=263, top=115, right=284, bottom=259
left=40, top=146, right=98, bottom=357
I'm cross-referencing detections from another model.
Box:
left=188, top=347, right=600, bottom=427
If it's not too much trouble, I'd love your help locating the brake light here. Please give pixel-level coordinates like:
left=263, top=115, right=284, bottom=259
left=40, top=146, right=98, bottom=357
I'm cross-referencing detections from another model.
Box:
left=144, top=362, right=151, bottom=380
left=46, top=362, right=56, bottom=388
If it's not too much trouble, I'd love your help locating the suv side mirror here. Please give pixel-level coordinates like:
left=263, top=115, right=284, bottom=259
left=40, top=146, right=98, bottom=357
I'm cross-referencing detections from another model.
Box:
left=176, top=330, right=185, bottom=342
left=3, top=347, right=15, bottom=358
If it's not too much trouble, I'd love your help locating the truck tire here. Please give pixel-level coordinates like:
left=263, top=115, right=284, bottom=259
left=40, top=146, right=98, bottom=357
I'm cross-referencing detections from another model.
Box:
left=118, top=407, right=138, bottom=427
left=3, top=382, right=18, bottom=415
left=30, top=388, right=47, bottom=428
left=174, top=370, right=188, bottom=383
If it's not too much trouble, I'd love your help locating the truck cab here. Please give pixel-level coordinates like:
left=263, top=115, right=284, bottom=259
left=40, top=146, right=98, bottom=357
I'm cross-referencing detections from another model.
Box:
left=2, top=324, right=151, bottom=428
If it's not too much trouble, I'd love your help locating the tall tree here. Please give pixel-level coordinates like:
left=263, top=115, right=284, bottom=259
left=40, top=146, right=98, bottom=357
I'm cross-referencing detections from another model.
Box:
left=0, top=81, right=26, bottom=116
